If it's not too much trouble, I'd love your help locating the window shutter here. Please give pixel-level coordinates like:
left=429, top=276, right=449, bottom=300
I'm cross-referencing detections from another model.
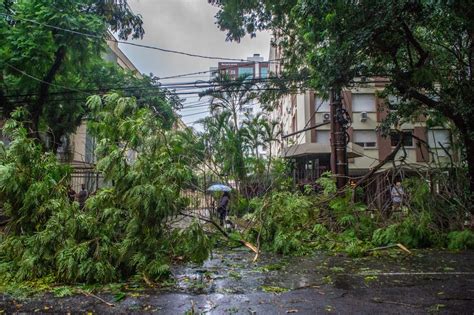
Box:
left=377, top=130, right=392, bottom=160
left=414, top=127, right=429, bottom=162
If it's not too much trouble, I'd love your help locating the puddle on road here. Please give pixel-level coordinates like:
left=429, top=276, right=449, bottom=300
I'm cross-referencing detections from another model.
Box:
left=172, top=248, right=327, bottom=295
left=171, top=248, right=474, bottom=295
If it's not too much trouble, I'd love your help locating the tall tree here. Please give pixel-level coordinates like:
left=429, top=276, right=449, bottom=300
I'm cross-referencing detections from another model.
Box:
left=199, top=73, right=260, bottom=184
left=261, top=118, right=281, bottom=172
left=0, top=0, right=156, bottom=148
left=209, top=0, right=474, bottom=198
left=200, top=111, right=247, bottom=182
left=242, top=112, right=265, bottom=158
left=200, top=73, right=258, bottom=132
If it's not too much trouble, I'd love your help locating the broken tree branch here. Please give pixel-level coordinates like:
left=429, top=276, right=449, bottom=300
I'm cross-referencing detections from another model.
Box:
left=352, top=137, right=403, bottom=202
left=179, top=211, right=259, bottom=259
left=78, top=289, right=115, bottom=307
left=367, top=243, right=412, bottom=255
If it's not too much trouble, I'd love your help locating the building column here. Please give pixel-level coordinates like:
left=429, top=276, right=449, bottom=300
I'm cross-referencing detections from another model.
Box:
left=376, top=96, right=391, bottom=160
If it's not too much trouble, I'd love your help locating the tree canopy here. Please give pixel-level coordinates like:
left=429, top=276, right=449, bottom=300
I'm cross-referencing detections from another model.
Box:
left=209, top=0, right=474, bottom=195
left=1, top=0, right=175, bottom=151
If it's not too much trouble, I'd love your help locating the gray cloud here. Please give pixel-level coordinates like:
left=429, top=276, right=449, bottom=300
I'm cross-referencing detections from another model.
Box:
left=120, top=0, right=271, bottom=126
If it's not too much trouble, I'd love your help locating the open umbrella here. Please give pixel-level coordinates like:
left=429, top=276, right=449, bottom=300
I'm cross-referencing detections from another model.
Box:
left=207, top=184, right=232, bottom=192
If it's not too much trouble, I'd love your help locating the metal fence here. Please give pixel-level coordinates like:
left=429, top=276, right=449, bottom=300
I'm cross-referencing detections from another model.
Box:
left=70, top=167, right=104, bottom=194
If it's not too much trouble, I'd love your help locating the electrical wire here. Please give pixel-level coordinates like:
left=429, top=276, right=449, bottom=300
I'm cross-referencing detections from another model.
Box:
left=3, top=76, right=301, bottom=99
left=180, top=110, right=211, bottom=118
left=0, top=13, right=249, bottom=62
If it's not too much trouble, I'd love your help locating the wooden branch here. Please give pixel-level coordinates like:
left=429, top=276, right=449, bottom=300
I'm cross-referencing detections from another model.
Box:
left=367, top=243, right=412, bottom=255
left=78, top=289, right=115, bottom=307
left=404, top=89, right=468, bottom=134
left=353, top=138, right=403, bottom=190
left=178, top=211, right=259, bottom=257
left=401, top=22, right=428, bottom=67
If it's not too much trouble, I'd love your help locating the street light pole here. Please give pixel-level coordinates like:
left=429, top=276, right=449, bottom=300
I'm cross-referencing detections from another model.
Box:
left=330, top=88, right=348, bottom=189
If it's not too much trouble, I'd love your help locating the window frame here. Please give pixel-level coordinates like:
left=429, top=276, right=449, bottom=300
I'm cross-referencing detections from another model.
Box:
left=428, top=129, right=451, bottom=149
left=352, top=130, right=378, bottom=149
left=390, top=130, right=414, bottom=148
left=352, top=93, right=376, bottom=113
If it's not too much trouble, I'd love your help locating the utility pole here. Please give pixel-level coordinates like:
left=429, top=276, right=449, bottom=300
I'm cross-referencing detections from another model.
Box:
left=330, top=88, right=348, bottom=189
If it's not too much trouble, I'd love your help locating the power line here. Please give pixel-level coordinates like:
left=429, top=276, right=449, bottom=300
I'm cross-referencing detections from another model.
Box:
left=0, top=13, right=249, bottom=62
left=180, top=110, right=211, bottom=118
left=157, top=60, right=282, bottom=80
left=3, top=76, right=300, bottom=99
left=5, top=63, right=88, bottom=95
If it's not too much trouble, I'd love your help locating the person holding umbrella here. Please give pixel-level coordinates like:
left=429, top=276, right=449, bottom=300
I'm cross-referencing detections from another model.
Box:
left=207, top=183, right=232, bottom=226
left=217, top=191, right=230, bottom=226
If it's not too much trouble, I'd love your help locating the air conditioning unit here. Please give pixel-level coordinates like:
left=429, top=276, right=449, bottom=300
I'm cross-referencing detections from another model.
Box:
left=323, top=113, right=331, bottom=122
left=360, top=111, right=368, bottom=122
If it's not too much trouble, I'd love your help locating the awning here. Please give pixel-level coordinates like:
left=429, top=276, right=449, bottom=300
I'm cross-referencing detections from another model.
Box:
left=283, top=142, right=364, bottom=159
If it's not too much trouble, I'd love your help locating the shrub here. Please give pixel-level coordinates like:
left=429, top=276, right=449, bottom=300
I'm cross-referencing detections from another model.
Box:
left=447, top=230, right=474, bottom=250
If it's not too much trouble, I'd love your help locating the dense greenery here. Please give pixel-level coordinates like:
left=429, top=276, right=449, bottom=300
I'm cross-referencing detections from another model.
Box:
left=244, top=173, right=473, bottom=257
left=0, top=95, right=210, bottom=284
left=209, top=0, right=474, bottom=199
left=199, top=73, right=280, bottom=183
left=0, top=0, right=175, bottom=151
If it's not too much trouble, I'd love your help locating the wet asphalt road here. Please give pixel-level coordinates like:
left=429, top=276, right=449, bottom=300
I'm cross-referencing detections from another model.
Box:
left=1, top=249, right=473, bottom=314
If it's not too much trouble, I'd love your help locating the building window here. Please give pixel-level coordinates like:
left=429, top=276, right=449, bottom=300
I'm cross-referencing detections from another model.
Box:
left=387, top=95, right=401, bottom=110
left=238, top=67, right=254, bottom=77
left=317, top=130, right=330, bottom=145
left=242, top=107, right=253, bottom=114
left=390, top=130, right=413, bottom=147
left=353, top=130, right=377, bottom=148
left=428, top=129, right=450, bottom=148
left=352, top=94, right=376, bottom=112
left=260, top=67, right=268, bottom=78
left=315, top=97, right=330, bottom=112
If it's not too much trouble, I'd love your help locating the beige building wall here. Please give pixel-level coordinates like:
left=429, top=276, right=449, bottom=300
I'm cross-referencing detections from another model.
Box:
left=268, top=41, right=454, bottom=175
left=71, top=121, right=88, bottom=163
left=70, top=36, right=187, bottom=165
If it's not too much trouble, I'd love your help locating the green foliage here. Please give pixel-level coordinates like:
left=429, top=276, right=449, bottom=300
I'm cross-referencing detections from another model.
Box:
left=0, top=0, right=146, bottom=144
left=0, top=0, right=177, bottom=157
left=247, top=191, right=315, bottom=255
left=210, top=0, right=474, bottom=198
left=316, top=172, right=337, bottom=196
left=372, top=212, right=439, bottom=248
left=232, top=195, right=255, bottom=218
left=447, top=230, right=474, bottom=250
left=173, top=221, right=213, bottom=264
left=0, top=96, right=211, bottom=285
left=243, top=175, right=468, bottom=257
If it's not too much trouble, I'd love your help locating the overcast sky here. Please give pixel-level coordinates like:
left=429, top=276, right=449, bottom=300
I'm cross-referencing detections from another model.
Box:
left=120, top=0, right=272, bottom=127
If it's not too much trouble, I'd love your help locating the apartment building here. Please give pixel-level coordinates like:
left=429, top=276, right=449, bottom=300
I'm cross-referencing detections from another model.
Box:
left=70, top=37, right=188, bottom=167
left=268, top=46, right=453, bottom=183
left=217, top=53, right=269, bottom=80
left=69, top=38, right=143, bottom=167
